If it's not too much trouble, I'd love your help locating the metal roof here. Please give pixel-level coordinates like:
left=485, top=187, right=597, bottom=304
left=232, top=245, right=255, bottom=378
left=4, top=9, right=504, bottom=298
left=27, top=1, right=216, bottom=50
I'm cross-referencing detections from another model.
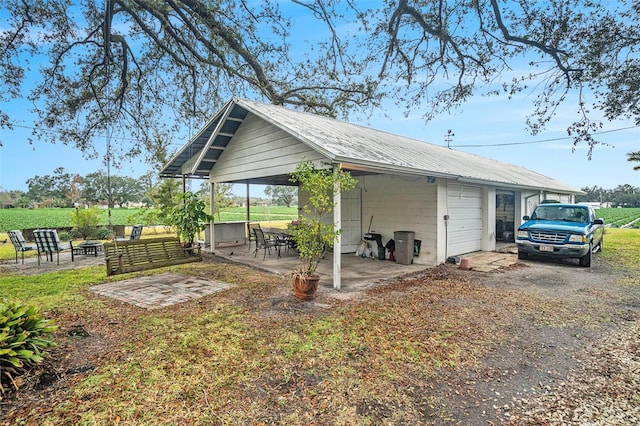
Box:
left=160, top=97, right=579, bottom=193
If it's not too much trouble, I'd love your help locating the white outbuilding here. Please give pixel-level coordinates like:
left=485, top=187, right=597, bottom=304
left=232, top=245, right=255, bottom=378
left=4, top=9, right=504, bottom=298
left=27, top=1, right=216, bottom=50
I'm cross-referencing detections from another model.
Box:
left=161, top=97, right=580, bottom=288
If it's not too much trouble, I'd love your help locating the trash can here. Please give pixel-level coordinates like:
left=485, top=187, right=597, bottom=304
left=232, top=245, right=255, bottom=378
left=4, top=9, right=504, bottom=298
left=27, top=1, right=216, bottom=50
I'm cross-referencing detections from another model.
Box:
left=394, top=231, right=415, bottom=265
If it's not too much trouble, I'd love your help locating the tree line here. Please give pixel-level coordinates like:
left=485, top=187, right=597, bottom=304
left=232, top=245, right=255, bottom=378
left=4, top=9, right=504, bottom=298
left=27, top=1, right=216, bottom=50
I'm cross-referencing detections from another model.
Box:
left=0, top=167, right=298, bottom=211
left=576, top=185, right=640, bottom=208
left=0, top=167, right=153, bottom=208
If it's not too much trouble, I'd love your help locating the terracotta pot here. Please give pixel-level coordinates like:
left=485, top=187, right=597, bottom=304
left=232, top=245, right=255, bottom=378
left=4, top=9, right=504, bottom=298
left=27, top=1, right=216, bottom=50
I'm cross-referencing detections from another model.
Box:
left=459, top=258, right=471, bottom=270
left=292, top=274, right=320, bottom=301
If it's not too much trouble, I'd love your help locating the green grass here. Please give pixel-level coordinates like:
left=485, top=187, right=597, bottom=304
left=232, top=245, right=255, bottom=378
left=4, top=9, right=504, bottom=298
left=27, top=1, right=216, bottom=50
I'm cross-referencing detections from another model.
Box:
left=0, top=208, right=143, bottom=230
left=596, top=207, right=640, bottom=228
left=0, top=206, right=298, bottom=231
left=600, top=228, right=640, bottom=271
left=0, top=267, right=107, bottom=310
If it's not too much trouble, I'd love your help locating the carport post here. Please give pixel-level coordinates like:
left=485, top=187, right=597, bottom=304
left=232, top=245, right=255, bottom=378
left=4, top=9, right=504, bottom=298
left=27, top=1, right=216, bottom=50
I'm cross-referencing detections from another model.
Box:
left=333, top=165, right=342, bottom=290
left=209, top=181, right=215, bottom=251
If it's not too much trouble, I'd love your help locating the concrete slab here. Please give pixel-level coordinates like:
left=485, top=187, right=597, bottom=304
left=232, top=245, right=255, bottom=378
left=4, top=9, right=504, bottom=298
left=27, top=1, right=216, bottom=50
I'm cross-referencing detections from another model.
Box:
left=213, top=242, right=431, bottom=293
left=0, top=251, right=104, bottom=275
left=90, top=272, right=233, bottom=309
left=458, top=250, right=518, bottom=272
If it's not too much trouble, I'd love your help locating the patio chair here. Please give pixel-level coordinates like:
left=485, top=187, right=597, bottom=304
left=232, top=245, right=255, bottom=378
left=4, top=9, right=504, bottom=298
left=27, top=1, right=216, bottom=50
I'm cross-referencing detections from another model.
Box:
left=33, top=229, right=74, bottom=266
left=116, top=224, right=143, bottom=241
left=247, top=223, right=262, bottom=251
left=7, top=230, right=36, bottom=264
left=253, top=228, right=285, bottom=259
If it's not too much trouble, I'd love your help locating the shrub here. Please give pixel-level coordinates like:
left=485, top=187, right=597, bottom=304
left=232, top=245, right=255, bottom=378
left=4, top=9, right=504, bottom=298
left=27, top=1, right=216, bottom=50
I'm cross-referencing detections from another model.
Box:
left=70, top=207, right=102, bottom=240
left=57, top=231, right=72, bottom=241
left=0, top=299, right=57, bottom=393
left=169, top=192, right=212, bottom=245
left=94, top=226, right=113, bottom=240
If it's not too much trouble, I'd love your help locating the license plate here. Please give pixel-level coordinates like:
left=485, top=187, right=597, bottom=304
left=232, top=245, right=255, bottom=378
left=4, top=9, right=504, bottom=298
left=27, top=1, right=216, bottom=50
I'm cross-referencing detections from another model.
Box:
left=539, top=245, right=554, bottom=252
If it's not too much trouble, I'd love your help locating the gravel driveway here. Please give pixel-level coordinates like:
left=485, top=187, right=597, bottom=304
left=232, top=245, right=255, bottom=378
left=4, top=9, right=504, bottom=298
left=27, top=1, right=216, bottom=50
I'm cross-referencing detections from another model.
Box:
left=442, top=255, right=640, bottom=425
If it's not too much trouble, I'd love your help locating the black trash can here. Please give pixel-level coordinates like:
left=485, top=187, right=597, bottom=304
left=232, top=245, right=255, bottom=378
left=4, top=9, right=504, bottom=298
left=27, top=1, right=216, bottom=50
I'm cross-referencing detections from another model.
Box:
left=394, top=231, right=415, bottom=265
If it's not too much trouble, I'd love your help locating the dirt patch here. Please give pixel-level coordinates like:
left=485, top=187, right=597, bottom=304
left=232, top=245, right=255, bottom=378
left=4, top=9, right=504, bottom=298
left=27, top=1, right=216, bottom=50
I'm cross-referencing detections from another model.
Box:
left=435, top=257, right=640, bottom=424
left=0, top=316, right=128, bottom=421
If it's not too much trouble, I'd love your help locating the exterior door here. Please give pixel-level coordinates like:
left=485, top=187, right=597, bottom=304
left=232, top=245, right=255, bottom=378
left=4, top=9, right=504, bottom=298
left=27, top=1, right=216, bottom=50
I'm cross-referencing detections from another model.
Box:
left=340, top=188, right=362, bottom=253
left=447, top=184, right=483, bottom=256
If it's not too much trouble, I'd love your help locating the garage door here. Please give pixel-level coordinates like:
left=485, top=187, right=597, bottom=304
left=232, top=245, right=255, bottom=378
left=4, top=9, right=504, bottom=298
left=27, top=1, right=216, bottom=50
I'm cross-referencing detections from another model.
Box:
left=447, top=184, right=483, bottom=256
left=340, top=188, right=362, bottom=253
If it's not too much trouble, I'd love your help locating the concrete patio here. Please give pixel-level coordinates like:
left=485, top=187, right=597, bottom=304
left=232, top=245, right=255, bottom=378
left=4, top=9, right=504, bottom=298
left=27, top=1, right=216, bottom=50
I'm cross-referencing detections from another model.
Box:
left=209, top=241, right=519, bottom=295
left=1, top=240, right=518, bottom=279
left=1, top=240, right=519, bottom=308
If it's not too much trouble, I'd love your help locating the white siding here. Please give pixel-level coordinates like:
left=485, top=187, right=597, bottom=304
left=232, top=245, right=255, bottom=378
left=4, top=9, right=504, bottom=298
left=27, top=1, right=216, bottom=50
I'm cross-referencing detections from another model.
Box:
left=446, top=183, right=483, bottom=256
left=210, top=113, right=325, bottom=182
left=359, top=174, right=438, bottom=265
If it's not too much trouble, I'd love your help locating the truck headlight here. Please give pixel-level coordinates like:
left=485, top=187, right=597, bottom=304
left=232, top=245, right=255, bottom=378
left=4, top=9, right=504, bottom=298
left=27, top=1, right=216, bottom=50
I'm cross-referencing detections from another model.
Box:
left=568, top=234, right=587, bottom=243
left=517, top=230, right=528, bottom=239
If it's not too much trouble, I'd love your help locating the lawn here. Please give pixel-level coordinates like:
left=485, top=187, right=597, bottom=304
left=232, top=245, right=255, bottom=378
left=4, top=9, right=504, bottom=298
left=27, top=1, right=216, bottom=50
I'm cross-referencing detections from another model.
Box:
left=1, top=229, right=638, bottom=424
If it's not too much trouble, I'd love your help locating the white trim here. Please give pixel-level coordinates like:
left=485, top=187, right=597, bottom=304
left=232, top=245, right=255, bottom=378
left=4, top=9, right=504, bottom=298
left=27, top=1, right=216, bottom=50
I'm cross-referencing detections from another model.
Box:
left=333, top=165, right=342, bottom=290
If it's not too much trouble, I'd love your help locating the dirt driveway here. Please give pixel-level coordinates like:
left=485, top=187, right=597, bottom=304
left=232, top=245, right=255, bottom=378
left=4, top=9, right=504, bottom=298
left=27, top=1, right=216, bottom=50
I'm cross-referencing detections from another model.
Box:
left=437, top=256, right=640, bottom=425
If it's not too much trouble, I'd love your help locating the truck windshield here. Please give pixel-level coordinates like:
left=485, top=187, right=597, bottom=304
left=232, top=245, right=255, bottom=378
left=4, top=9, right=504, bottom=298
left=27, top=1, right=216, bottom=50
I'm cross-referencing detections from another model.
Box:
left=531, top=206, right=588, bottom=223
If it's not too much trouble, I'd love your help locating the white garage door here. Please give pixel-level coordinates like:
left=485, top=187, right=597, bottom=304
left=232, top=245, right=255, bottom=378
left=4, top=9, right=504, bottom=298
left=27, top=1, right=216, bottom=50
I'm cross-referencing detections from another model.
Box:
left=340, top=188, right=362, bottom=253
left=447, top=184, right=483, bottom=256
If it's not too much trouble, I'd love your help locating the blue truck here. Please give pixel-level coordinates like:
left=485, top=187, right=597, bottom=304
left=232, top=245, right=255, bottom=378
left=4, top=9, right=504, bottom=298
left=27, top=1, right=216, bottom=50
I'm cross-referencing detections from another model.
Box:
left=516, top=203, right=604, bottom=267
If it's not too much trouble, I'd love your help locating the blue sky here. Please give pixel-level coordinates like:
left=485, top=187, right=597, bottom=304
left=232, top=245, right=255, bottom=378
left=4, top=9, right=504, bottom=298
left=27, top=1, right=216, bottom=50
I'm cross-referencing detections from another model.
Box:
left=2, top=88, right=637, bottom=195
left=1, top=2, right=638, bottom=195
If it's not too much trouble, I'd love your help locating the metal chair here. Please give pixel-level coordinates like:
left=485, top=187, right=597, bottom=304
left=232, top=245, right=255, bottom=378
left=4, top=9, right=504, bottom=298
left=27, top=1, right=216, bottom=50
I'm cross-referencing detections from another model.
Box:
left=116, top=224, right=143, bottom=241
left=7, top=230, right=36, bottom=264
left=247, top=223, right=262, bottom=251
left=33, top=229, right=74, bottom=265
left=253, top=228, right=285, bottom=259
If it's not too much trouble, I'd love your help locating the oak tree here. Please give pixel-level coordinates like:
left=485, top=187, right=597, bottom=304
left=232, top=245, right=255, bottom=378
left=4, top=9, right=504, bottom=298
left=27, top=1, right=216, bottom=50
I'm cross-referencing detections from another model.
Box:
left=2, top=0, right=637, bottom=165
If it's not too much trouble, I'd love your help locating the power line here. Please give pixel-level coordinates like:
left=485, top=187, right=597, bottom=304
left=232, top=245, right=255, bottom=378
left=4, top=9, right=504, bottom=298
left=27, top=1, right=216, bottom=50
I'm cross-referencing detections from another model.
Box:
left=451, top=125, right=640, bottom=148
left=7, top=123, right=185, bottom=146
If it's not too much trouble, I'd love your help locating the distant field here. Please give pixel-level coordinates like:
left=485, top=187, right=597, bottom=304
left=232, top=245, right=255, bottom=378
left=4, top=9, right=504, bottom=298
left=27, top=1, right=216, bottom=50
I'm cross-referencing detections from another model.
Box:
left=3, top=206, right=635, bottom=232
left=596, top=207, right=640, bottom=228
left=0, top=206, right=298, bottom=231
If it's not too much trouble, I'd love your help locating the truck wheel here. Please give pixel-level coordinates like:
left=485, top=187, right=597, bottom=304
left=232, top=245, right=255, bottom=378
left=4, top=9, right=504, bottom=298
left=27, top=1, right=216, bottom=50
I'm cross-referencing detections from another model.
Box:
left=579, top=243, right=592, bottom=267
left=518, top=250, right=528, bottom=260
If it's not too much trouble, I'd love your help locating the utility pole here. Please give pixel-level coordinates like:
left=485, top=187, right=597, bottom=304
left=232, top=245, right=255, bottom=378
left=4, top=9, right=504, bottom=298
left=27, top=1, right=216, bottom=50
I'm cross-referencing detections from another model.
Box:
left=105, top=0, right=113, bottom=226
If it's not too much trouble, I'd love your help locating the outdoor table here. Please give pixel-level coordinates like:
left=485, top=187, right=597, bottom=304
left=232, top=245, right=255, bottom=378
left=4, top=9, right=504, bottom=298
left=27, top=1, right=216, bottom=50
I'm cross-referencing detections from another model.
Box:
left=264, top=228, right=296, bottom=254
left=73, top=241, right=103, bottom=257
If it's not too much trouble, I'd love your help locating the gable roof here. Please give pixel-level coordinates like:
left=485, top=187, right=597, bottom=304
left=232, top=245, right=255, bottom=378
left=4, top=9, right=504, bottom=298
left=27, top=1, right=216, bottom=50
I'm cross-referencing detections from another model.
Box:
left=161, top=97, right=579, bottom=193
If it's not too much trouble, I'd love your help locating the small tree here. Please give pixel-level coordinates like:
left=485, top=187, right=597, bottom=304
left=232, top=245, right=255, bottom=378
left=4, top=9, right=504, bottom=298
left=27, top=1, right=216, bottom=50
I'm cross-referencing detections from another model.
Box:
left=289, top=161, right=356, bottom=277
left=70, top=207, right=102, bottom=240
left=170, top=192, right=212, bottom=246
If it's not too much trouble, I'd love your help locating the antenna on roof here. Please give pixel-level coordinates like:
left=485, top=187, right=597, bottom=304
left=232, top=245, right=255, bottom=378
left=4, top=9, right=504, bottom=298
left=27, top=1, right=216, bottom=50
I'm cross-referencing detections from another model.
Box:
left=445, top=129, right=455, bottom=149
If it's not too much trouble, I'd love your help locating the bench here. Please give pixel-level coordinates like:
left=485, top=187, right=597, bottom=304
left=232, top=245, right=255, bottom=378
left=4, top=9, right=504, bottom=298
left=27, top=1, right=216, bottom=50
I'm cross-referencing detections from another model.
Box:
left=103, top=237, right=202, bottom=276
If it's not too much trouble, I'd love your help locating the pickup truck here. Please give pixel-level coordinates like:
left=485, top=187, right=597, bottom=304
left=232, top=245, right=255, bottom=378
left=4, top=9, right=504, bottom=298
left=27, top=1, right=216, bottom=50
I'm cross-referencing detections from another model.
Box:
left=516, top=203, right=604, bottom=267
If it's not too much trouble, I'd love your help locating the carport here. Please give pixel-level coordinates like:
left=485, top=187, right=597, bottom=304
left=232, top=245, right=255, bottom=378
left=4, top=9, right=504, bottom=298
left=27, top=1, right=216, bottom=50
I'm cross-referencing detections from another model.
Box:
left=160, top=97, right=580, bottom=290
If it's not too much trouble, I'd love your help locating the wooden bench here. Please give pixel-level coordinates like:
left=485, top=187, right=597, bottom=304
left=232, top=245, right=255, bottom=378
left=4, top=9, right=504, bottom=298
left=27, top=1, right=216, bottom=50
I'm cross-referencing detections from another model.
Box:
left=103, top=237, right=202, bottom=276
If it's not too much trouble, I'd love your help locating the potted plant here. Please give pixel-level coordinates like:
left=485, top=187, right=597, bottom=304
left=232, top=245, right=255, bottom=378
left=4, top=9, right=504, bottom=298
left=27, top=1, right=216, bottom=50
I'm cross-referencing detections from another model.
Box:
left=288, top=161, right=356, bottom=300
left=169, top=191, right=212, bottom=250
